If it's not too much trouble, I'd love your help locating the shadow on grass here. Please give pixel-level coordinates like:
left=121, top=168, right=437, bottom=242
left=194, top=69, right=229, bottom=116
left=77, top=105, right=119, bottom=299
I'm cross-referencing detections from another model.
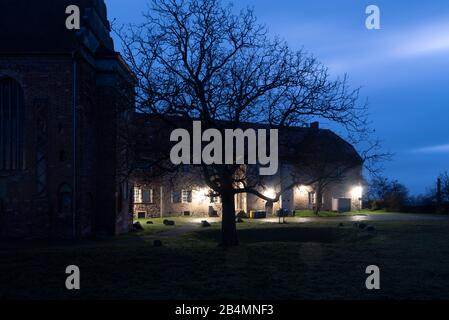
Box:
left=192, top=225, right=358, bottom=244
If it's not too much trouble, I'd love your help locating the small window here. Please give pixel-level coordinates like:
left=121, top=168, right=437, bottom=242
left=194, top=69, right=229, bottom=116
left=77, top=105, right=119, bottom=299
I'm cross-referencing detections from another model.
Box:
left=58, top=183, right=73, bottom=215
left=182, top=190, right=192, bottom=203
left=308, top=192, right=316, bottom=205
left=134, top=187, right=142, bottom=203
left=137, top=212, right=146, bottom=219
left=142, top=189, right=153, bottom=203
left=59, top=150, right=66, bottom=162
left=171, top=191, right=181, bottom=204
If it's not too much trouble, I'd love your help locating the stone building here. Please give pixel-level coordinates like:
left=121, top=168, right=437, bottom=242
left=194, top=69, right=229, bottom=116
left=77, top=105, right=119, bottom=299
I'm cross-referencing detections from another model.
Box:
left=132, top=117, right=364, bottom=219
left=0, top=0, right=134, bottom=238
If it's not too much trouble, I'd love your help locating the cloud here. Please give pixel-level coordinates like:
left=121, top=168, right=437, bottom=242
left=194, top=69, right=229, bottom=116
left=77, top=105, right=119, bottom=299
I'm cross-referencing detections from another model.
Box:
left=392, top=21, right=449, bottom=57
left=412, top=144, right=449, bottom=154
left=327, top=18, right=449, bottom=73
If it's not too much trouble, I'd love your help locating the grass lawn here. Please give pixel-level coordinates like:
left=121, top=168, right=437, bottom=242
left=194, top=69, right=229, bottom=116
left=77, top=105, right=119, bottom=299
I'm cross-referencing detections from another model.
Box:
left=1, top=215, right=449, bottom=300
left=294, top=209, right=390, bottom=217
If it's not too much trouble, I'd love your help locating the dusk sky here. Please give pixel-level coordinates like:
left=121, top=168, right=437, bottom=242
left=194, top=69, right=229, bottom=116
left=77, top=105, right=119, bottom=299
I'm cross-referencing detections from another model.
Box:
left=107, top=0, right=449, bottom=195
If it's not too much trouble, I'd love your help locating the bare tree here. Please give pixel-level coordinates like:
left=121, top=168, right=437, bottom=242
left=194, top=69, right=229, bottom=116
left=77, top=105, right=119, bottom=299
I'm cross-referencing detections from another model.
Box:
left=118, top=0, right=373, bottom=246
left=287, top=129, right=363, bottom=215
left=366, top=176, right=409, bottom=211
left=439, top=172, right=449, bottom=202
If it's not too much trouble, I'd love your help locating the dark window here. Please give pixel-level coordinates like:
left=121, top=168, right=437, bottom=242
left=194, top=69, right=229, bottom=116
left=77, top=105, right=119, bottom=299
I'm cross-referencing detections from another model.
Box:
left=59, top=150, right=66, bottom=162
left=171, top=191, right=181, bottom=203
left=137, top=212, right=146, bottom=219
left=58, top=183, right=73, bottom=215
left=0, top=77, right=25, bottom=170
left=142, top=189, right=153, bottom=203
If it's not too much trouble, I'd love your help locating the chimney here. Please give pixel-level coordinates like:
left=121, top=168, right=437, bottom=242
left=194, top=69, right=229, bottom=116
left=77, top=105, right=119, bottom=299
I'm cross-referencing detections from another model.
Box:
left=310, top=121, right=319, bottom=131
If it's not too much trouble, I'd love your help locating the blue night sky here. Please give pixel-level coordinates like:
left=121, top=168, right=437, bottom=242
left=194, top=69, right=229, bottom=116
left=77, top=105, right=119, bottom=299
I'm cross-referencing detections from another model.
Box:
left=107, top=0, right=449, bottom=195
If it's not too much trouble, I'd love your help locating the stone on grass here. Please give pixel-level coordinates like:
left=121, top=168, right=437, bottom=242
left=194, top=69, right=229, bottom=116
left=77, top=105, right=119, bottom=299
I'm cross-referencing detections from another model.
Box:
left=133, top=221, right=144, bottom=231
left=146, top=221, right=154, bottom=225
left=365, top=225, right=376, bottom=232
left=153, top=240, right=163, bottom=247
left=358, top=223, right=367, bottom=229
left=338, top=222, right=344, bottom=227
left=201, top=220, right=211, bottom=227
left=163, top=219, right=175, bottom=226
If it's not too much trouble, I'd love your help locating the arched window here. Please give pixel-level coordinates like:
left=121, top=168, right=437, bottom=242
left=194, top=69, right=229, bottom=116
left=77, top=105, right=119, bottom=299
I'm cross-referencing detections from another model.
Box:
left=0, top=77, right=24, bottom=170
left=58, top=183, right=73, bottom=216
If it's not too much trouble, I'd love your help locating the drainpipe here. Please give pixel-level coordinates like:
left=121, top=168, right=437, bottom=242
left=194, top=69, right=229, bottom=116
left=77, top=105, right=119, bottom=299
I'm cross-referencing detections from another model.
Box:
left=160, top=186, right=163, bottom=218
left=72, top=51, right=78, bottom=239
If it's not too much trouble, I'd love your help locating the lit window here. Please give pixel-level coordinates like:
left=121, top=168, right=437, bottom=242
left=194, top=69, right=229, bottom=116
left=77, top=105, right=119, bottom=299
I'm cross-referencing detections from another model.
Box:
left=134, top=187, right=142, bottom=203
left=308, top=192, right=316, bottom=205
left=182, top=190, right=192, bottom=203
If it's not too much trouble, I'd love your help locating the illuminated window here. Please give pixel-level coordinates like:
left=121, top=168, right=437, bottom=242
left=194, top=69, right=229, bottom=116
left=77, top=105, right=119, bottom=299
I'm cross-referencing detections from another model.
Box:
left=134, top=187, right=142, bottom=203
left=182, top=190, right=192, bottom=203
left=308, top=192, right=316, bottom=205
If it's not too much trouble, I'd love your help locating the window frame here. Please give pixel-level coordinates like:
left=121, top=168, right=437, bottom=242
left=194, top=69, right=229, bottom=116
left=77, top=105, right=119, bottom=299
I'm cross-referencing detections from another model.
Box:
left=134, top=187, right=142, bottom=204
left=308, top=192, right=316, bottom=205
left=181, top=189, right=192, bottom=203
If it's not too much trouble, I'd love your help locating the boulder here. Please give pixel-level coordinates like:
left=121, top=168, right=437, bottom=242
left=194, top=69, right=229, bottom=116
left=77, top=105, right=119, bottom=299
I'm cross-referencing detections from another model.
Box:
left=358, top=223, right=367, bottom=230
left=201, top=220, right=211, bottom=227
left=133, top=221, right=144, bottom=231
left=163, top=219, right=175, bottom=226
left=365, top=225, right=376, bottom=232
left=146, top=221, right=154, bottom=225
left=338, top=222, right=344, bottom=227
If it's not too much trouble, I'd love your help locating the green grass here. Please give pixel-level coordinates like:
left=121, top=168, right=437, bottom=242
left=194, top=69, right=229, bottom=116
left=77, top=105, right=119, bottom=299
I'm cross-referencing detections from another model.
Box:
left=293, top=209, right=393, bottom=217
left=2, top=217, right=449, bottom=299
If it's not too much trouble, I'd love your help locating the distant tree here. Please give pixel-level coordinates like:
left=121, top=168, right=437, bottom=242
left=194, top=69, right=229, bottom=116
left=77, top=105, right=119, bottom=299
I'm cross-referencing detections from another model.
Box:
left=366, top=176, right=409, bottom=211
left=439, top=171, right=449, bottom=202
left=118, top=0, right=380, bottom=246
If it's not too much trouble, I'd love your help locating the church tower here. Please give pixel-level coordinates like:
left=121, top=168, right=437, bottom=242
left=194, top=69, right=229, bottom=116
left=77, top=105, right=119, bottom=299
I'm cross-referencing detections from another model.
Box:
left=0, top=0, right=134, bottom=238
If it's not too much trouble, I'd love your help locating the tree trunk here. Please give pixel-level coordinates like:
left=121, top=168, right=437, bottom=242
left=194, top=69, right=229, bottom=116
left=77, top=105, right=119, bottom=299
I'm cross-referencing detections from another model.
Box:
left=314, top=186, right=323, bottom=215
left=220, top=191, right=239, bottom=247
